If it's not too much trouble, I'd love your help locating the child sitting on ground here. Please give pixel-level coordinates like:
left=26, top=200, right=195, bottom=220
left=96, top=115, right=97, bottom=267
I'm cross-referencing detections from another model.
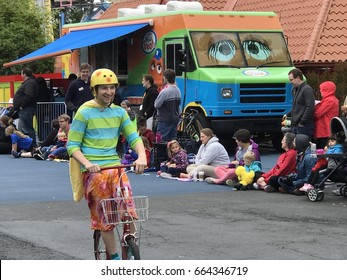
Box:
left=122, top=136, right=152, bottom=169
left=34, top=114, right=70, bottom=160
left=137, top=116, right=155, bottom=148
left=233, top=151, right=262, bottom=190
left=142, top=137, right=152, bottom=169
left=300, top=135, right=344, bottom=192
left=5, top=125, right=34, bottom=158
left=159, top=140, right=189, bottom=178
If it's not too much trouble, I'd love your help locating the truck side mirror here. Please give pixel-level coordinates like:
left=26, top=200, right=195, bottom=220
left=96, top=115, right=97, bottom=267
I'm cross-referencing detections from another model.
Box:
left=178, top=49, right=187, bottom=72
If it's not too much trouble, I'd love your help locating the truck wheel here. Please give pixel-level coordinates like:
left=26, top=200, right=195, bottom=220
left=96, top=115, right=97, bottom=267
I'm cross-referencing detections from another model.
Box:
left=195, top=112, right=209, bottom=131
left=184, top=111, right=209, bottom=141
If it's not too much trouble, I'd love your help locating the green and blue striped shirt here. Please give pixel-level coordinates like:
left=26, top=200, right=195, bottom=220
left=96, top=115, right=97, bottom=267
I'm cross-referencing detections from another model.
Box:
left=67, top=100, right=141, bottom=170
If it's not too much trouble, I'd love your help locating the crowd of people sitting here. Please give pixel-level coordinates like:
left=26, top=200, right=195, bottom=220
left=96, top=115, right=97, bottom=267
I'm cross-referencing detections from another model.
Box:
left=1, top=67, right=346, bottom=197
left=0, top=114, right=70, bottom=162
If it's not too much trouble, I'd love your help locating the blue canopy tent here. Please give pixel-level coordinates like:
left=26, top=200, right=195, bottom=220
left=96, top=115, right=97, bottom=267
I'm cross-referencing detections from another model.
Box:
left=4, top=22, right=148, bottom=67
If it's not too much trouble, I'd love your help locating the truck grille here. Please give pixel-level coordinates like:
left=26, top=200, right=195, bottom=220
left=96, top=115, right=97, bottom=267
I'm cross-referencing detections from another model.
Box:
left=239, top=83, right=286, bottom=103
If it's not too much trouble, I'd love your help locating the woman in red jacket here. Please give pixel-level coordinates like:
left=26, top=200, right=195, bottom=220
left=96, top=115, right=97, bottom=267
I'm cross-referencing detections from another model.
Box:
left=314, top=81, right=339, bottom=149
left=255, top=132, right=297, bottom=192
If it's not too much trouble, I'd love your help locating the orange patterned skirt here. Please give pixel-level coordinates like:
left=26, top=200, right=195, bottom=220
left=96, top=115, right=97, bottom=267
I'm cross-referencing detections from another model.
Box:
left=83, top=168, right=137, bottom=231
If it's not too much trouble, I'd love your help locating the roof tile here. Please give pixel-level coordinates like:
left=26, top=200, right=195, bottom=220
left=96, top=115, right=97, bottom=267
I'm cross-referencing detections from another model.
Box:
left=99, top=0, right=347, bottom=63
left=232, top=0, right=347, bottom=63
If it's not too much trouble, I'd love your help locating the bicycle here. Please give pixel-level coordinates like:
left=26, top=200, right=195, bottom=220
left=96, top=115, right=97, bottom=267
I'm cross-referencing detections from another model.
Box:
left=178, top=108, right=201, bottom=142
left=93, top=165, right=149, bottom=260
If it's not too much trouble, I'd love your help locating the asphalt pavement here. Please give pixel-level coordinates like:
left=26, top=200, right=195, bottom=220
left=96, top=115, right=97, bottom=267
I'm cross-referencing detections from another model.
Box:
left=0, top=148, right=347, bottom=260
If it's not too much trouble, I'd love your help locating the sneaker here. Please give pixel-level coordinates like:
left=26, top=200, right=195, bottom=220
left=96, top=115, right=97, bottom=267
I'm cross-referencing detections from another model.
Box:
left=332, top=189, right=341, bottom=196
left=293, top=188, right=305, bottom=196
left=205, top=177, right=215, bottom=184
left=111, top=253, right=122, bottom=260
left=160, top=172, right=172, bottom=179
left=234, top=183, right=242, bottom=190
left=33, top=153, right=44, bottom=160
left=253, top=183, right=259, bottom=190
left=11, top=150, right=21, bottom=158
left=278, top=187, right=288, bottom=194
left=33, top=147, right=43, bottom=155
left=226, top=179, right=237, bottom=187
left=157, top=171, right=162, bottom=176
left=299, top=183, right=314, bottom=192
left=264, top=185, right=276, bottom=193
left=48, top=154, right=56, bottom=161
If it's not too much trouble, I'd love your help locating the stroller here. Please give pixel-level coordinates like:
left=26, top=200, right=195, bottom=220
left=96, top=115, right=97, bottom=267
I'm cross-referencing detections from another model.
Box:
left=307, top=117, right=347, bottom=202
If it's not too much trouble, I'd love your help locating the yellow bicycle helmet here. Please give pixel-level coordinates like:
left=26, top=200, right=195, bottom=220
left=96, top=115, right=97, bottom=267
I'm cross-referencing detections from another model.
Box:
left=90, top=68, right=118, bottom=88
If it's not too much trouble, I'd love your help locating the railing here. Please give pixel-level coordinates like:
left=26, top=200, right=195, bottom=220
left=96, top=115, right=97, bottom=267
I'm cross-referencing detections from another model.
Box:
left=0, top=102, right=67, bottom=142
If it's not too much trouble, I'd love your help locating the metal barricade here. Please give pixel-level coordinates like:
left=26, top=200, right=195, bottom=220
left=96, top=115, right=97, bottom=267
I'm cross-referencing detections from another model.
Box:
left=36, top=102, right=67, bottom=142
left=0, top=101, right=66, bottom=142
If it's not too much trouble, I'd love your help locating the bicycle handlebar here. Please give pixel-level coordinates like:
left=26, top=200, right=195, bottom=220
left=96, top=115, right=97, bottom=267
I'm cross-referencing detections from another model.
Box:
left=100, top=164, right=135, bottom=171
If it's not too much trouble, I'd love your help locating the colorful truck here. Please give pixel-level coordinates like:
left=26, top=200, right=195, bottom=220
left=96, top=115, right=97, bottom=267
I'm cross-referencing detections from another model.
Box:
left=5, top=1, right=294, bottom=149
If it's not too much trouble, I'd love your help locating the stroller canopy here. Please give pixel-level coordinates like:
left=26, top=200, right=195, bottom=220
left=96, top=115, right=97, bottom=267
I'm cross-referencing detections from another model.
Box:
left=330, top=117, right=347, bottom=144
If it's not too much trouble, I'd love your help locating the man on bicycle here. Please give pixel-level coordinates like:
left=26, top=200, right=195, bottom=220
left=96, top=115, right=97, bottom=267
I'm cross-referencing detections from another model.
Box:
left=67, top=68, right=147, bottom=260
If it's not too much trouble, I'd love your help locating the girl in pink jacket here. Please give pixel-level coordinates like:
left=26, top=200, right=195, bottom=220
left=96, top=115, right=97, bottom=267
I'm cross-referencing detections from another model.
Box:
left=314, top=81, right=339, bottom=149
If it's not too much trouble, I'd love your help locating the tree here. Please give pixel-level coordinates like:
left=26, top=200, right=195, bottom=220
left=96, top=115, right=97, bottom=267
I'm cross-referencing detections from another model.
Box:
left=0, top=0, right=55, bottom=75
left=51, top=0, right=99, bottom=37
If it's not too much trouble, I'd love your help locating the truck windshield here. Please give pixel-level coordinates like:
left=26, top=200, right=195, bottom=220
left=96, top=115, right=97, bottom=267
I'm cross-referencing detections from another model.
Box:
left=190, top=32, right=292, bottom=68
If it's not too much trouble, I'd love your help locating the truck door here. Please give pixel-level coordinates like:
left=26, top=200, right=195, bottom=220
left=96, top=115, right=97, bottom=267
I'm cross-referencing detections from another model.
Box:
left=164, top=39, right=185, bottom=77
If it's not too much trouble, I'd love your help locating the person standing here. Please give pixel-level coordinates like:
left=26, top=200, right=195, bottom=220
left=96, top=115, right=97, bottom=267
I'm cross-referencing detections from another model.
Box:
left=286, top=68, right=315, bottom=140
left=154, top=69, right=181, bottom=141
left=65, top=63, right=93, bottom=116
left=313, top=81, right=339, bottom=149
left=36, top=76, right=54, bottom=141
left=67, top=68, right=147, bottom=260
left=65, top=73, right=78, bottom=119
left=139, top=74, right=159, bottom=130
left=12, top=67, right=38, bottom=146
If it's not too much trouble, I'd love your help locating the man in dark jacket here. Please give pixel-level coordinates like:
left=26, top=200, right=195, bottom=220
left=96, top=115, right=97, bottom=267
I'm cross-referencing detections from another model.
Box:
left=13, top=67, right=38, bottom=146
left=287, top=68, right=315, bottom=140
left=64, top=63, right=93, bottom=116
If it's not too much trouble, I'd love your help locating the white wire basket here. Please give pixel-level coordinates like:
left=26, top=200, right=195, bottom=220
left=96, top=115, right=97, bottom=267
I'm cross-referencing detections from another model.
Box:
left=100, top=196, right=149, bottom=225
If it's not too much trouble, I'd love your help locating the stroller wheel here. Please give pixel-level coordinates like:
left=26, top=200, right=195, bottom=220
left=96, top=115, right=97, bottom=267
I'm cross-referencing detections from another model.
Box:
left=307, top=189, right=321, bottom=202
left=340, top=185, right=347, bottom=197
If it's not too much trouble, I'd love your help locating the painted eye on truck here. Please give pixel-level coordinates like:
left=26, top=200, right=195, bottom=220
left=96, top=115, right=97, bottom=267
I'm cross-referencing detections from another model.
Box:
left=242, top=40, right=272, bottom=60
left=150, top=62, right=156, bottom=71
left=156, top=63, right=162, bottom=74
left=207, top=40, right=236, bottom=62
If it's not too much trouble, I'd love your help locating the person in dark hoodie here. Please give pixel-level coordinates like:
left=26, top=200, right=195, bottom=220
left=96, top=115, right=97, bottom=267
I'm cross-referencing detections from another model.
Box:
left=13, top=67, right=38, bottom=146
left=0, top=115, right=13, bottom=154
left=278, top=134, right=317, bottom=195
left=313, top=81, right=339, bottom=149
left=139, top=74, right=159, bottom=130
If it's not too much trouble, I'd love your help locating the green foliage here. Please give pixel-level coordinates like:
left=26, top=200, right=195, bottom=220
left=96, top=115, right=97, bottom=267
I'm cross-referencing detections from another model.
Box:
left=333, top=62, right=347, bottom=103
left=0, top=0, right=55, bottom=75
left=305, top=62, right=347, bottom=105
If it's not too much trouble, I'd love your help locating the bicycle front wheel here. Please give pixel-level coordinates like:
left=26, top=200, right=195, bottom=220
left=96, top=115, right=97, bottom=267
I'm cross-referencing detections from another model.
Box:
left=94, top=230, right=109, bottom=260
left=123, top=237, right=140, bottom=260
